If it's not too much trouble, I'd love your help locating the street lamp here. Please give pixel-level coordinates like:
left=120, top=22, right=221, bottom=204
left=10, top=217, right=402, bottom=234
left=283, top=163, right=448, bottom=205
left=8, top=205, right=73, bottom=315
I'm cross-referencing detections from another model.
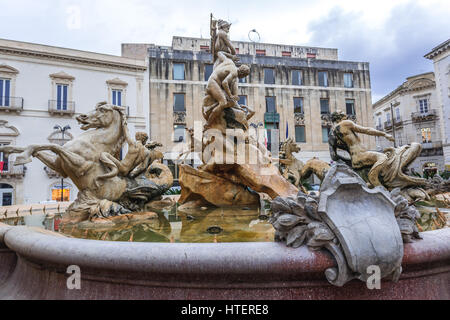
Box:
left=390, top=101, right=400, bottom=148
left=53, top=124, right=71, bottom=202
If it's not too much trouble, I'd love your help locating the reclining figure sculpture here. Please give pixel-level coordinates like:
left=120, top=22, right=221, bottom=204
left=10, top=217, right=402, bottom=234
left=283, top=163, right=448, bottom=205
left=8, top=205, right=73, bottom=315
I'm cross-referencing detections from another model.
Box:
left=0, top=102, right=173, bottom=222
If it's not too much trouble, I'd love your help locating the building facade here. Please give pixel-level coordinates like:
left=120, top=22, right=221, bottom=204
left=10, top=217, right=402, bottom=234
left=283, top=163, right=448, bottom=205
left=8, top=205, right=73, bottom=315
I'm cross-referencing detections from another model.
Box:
left=0, top=39, right=149, bottom=205
left=425, top=39, right=450, bottom=170
left=123, top=36, right=374, bottom=182
left=372, top=72, right=444, bottom=175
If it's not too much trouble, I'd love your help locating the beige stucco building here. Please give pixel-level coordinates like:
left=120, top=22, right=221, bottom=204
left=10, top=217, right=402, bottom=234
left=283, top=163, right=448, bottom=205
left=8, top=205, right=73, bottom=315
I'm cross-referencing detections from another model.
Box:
left=123, top=36, right=375, bottom=182
left=425, top=39, right=450, bottom=170
left=372, top=72, right=444, bottom=174
left=0, top=39, right=148, bottom=205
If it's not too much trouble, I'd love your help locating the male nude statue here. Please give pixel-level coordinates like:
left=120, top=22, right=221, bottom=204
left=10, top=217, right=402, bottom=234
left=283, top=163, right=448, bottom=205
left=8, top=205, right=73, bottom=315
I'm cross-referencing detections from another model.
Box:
left=202, top=51, right=250, bottom=128
left=213, top=19, right=237, bottom=65
left=329, top=110, right=394, bottom=187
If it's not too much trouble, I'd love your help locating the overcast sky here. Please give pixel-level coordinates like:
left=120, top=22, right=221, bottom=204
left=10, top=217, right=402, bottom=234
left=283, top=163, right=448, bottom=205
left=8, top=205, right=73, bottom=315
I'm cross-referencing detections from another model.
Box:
left=1, top=0, right=449, bottom=102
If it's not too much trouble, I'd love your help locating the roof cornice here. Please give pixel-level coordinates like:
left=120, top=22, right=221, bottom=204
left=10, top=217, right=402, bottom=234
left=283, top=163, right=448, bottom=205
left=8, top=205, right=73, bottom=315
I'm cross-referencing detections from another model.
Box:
left=0, top=40, right=147, bottom=72
left=424, top=39, right=450, bottom=60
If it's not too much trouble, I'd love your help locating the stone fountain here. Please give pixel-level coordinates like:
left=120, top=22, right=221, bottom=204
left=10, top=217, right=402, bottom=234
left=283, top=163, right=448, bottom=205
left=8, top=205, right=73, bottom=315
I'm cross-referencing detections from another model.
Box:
left=0, top=15, right=449, bottom=300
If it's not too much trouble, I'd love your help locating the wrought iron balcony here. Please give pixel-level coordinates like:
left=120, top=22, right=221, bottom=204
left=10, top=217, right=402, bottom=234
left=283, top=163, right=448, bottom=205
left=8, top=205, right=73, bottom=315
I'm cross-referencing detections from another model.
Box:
left=0, top=158, right=25, bottom=179
left=376, top=124, right=383, bottom=131
left=173, top=111, right=186, bottom=125
left=48, top=100, right=75, bottom=115
left=411, top=109, right=438, bottom=122
left=264, top=112, right=280, bottom=123
left=44, top=166, right=61, bottom=179
left=384, top=121, right=393, bottom=130
left=0, top=96, right=24, bottom=113
left=420, top=141, right=443, bottom=156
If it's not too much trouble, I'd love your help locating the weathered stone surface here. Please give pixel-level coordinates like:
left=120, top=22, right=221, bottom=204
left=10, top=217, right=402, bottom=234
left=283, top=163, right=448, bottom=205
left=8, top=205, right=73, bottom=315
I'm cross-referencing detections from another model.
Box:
left=318, top=163, right=404, bottom=284
left=0, top=225, right=448, bottom=299
left=179, top=165, right=260, bottom=207
left=271, top=162, right=415, bottom=287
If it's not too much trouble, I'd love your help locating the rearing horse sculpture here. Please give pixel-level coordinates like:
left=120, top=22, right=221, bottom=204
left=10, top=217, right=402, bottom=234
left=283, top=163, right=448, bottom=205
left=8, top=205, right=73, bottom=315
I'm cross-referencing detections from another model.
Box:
left=0, top=102, right=173, bottom=221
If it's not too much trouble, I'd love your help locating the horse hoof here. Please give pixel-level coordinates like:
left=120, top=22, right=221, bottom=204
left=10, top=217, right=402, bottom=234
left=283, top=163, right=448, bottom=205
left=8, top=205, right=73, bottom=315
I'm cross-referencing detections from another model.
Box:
left=14, top=157, right=32, bottom=165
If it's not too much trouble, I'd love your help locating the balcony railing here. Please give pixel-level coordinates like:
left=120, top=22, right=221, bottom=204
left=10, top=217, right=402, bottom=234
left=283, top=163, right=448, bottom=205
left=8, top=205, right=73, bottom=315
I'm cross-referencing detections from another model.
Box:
left=43, top=166, right=61, bottom=178
left=48, top=100, right=75, bottom=115
left=411, top=109, right=438, bottom=122
left=0, top=96, right=24, bottom=112
left=384, top=121, right=393, bottom=130
left=376, top=124, right=383, bottom=131
left=420, top=141, right=443, bottom=156
left=0, top=158, right=25, bottom=179
left=264, top=112, right=280, bottom=123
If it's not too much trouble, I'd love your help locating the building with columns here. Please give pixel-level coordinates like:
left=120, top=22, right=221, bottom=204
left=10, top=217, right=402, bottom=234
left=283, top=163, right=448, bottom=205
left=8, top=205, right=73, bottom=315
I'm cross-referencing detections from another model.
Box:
left=123, top=36, right=374, bottom=182
left=425, top=39, right=450, bottom=170
left=372, top=72, right=444, bottom=175
left=0, top=39, right=149, bottom=206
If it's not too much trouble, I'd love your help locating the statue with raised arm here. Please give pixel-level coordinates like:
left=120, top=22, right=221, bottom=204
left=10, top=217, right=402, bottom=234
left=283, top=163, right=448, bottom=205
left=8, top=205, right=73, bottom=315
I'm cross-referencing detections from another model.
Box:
left=211, top=16, right=237, bottom=66
left=329, top=111, right=427, bottom=199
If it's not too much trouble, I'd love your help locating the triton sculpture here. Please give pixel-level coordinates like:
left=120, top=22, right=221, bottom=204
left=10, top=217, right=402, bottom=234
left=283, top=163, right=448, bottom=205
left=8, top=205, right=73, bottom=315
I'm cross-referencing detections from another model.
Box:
left=0, top=102, right=173, bottom=222
left=328, top=110, right=429, bottom=201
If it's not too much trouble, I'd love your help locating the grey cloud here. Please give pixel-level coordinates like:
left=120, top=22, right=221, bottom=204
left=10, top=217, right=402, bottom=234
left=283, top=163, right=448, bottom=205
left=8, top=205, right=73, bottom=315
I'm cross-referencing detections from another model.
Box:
left=307, top=2, right=450, bottom=103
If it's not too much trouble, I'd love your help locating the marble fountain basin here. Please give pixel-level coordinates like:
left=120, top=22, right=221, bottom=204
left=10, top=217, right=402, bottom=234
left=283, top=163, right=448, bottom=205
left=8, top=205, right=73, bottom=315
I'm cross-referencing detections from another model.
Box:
left=0, top=204, right=449, bottom=300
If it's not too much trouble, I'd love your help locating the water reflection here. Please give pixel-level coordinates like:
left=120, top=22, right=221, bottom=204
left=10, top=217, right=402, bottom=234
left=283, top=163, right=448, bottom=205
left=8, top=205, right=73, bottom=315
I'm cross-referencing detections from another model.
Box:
left=1, top=205, right=275, bottom=243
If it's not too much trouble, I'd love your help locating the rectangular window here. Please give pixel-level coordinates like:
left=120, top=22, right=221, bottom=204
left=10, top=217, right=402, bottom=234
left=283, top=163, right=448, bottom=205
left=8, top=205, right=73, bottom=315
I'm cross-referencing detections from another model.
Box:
left=322, top=127, right=330, bottom=143
left=174, top=125, right=186, bottom=143
left=239, top=75, right=247, bottom=83
left=386, top=112, right=391, bottom=124
left=295, top=125, right=306, bottom=143
left=112, top=90, right=122, bottom=106
left=204, top=64, right=213, bottom=81
left=293, top=97, right=303, bottom=113
left=421, top=128, right=432, bottom=143
left=344, top=73, right=353, bottom=88
left=395, top=108, right=401, bottom=121
left=56, top=84, right=68, bottom=110
left=256, top=49, right=266, bottom=56
left=345, top=99, right=355, bottom=116
left=238, top=95, right=247, bottom=106
left=173, top=63, right=185, bottom=80
left=318, top=71, right=328, bottom=87
left=265, top=96, right=276, bottom=113
left=419, top=99, right=429, bottom=114
left=173, top=93, right=185, bottom=112
left=378, top=117, right=382, bottom=127
left=320, top=99, right=330, bottom=115
left=0, top=79, right=11, bottom=107
left=292, top=70, right=302, bottom=86
left=264, top=68, right=275, bottom=84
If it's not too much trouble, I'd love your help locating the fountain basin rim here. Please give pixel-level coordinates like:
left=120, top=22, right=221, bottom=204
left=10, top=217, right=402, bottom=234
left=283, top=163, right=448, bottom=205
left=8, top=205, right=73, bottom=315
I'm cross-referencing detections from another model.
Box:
left=1, top=224, right=449, bottom=277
